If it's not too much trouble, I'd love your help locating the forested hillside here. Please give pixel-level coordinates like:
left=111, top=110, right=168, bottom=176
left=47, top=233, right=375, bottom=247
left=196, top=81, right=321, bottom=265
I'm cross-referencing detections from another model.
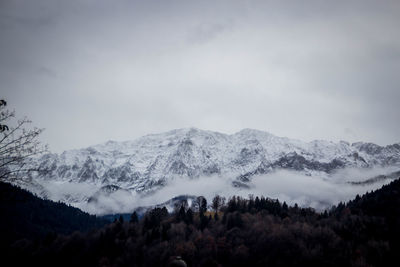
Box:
left=0, top=181, right=107, bottom=249
left=2, top=178, right=400, bottom=266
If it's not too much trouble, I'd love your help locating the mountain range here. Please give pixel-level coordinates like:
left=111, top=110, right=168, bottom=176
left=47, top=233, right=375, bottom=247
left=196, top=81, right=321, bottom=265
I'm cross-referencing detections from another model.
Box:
left=14, top=128, right=400, bottom=213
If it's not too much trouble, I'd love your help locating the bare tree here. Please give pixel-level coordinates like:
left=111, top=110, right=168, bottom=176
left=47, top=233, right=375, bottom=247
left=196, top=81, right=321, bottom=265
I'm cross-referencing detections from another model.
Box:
left=0, top=99, right=47, bottom=181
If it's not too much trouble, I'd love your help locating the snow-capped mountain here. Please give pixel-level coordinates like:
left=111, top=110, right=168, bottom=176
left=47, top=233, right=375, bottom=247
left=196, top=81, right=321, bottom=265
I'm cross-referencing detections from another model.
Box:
left=27, top=128, right=400, bottom=190
left=15, top=128, right=400, bottom=214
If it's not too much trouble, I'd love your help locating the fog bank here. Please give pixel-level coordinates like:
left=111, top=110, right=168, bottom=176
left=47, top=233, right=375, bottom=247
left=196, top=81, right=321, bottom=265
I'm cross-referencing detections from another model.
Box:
left=68, top=167, right=400, bottom=215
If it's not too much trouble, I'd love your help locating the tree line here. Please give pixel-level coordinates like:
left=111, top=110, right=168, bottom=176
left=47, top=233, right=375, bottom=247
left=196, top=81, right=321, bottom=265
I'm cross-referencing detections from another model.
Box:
left=3, top=177, right=400, bottom=267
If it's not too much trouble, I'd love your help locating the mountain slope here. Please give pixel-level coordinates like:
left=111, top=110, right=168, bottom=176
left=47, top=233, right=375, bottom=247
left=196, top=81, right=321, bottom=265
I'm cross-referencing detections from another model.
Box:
left=26, top=128, right=400, bottom=189
left=0, top=181, right=107, bottom=248
left=10, top=128, right=399, bottom=213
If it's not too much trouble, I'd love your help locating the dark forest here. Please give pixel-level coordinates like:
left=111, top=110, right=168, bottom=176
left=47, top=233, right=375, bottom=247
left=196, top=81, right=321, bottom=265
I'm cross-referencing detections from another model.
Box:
left=1, top=178, right=400, bottom=267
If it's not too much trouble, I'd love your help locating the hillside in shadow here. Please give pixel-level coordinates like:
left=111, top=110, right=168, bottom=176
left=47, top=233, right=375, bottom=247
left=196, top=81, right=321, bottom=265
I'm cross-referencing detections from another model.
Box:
left=2, top=177, right=400, bottom=266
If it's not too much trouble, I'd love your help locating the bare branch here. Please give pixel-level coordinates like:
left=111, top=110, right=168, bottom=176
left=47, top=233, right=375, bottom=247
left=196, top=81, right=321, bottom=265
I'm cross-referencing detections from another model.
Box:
left=0, top=100, right=47, bottom=180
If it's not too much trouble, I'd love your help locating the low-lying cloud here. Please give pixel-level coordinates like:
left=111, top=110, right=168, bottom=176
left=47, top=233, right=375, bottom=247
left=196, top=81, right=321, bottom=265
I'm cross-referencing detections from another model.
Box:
left=59, top=167, right=400, bottom=215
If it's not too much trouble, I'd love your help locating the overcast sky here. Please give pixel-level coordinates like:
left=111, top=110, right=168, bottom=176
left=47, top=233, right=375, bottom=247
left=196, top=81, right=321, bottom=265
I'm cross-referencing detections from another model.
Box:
left=1, top=0, right=400, bottom=152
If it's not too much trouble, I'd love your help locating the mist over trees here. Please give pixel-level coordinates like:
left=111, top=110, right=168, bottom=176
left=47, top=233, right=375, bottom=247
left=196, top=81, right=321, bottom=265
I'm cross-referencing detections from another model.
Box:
left=2, top=177, right=400, bottom=267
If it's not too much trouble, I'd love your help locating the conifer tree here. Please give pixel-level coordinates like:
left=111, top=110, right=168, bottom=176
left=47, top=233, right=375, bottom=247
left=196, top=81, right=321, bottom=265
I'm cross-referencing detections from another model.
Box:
left=130, top=211, right=139, bottom=223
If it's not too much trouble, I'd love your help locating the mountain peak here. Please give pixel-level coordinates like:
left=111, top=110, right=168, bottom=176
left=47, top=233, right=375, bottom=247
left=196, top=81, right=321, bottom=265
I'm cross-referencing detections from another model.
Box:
left=24, top=127, right=400, bottom=197
left=235, top=128, right=275, bottom=137
left=15, top=127, right=400, bottom=214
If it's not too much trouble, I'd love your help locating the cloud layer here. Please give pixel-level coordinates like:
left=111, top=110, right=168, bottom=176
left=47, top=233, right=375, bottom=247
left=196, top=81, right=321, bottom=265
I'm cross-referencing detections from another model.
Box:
left=1, top=0, right=400, bottom=152
left=45, top=167, right=399, bottom=215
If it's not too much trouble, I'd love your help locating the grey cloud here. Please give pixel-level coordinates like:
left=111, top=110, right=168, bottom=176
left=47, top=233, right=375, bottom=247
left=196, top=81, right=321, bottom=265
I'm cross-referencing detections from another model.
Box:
left=37, top=66, right=58, bottom=78
left=40, top=167, right=398, bottom=215
left=187, top=20, right=235, bottom=44
left=1, top=0, right=400, bottom=152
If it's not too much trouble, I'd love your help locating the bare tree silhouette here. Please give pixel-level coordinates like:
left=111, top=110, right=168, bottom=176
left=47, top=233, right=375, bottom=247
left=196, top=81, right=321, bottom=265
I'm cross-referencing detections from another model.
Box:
left=0, top=99, right=47, bottom=180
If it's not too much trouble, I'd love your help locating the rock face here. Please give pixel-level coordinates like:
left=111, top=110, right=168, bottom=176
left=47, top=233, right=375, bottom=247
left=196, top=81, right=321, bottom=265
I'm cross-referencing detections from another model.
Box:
left=24, top=128, right=400, bottom=194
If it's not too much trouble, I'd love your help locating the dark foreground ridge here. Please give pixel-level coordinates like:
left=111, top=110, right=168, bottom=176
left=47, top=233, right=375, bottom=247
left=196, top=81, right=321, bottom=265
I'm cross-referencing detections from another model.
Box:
left=0, top=181, right=107, bottom=248
left=2, top=178, right=400, bottom=267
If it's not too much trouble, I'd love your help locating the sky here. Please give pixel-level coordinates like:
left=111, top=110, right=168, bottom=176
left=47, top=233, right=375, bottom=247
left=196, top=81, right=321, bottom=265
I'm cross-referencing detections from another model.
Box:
left=1, top=0, right=400, bottom=153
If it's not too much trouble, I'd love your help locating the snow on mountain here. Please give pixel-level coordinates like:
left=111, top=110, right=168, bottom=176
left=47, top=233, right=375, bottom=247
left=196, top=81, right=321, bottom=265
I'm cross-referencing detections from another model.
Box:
left=16, top=128, right=400, bottom=213
left=27, top=128, right=400, bottom=191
